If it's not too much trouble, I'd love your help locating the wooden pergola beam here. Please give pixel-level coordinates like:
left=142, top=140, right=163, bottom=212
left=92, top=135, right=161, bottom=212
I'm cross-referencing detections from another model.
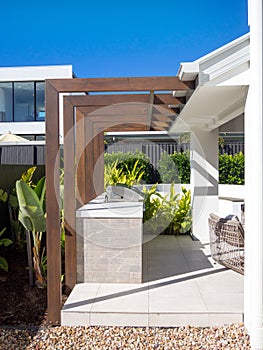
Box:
left=48, top=76, right=195, bottom=93
left=66, top=93, right=184, bottom=106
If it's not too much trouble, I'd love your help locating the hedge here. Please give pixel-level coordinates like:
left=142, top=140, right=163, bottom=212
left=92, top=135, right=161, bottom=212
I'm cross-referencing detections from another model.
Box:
left=158, top=151, right=244, bottom=185
left=105, top=151, right=245, bottom=185
left=219, top=152, right=244, bottom=185
left=158, top=151, right=190, bottom=184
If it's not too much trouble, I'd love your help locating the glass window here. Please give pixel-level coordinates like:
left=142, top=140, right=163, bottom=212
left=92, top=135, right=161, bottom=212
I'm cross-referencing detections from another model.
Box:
left=36, top=135, right=45, bottom=141
left=14, top=82, right=34, bottom=122
left=36, top=82, right=45, bottom=121
left=18, top=134, right=35, bottom=141
left=0, top=82, right=13, bottom=122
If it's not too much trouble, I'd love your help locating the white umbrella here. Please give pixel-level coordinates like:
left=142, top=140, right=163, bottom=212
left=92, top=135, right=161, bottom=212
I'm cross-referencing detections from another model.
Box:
left=0, top=132, right=30, bottom=142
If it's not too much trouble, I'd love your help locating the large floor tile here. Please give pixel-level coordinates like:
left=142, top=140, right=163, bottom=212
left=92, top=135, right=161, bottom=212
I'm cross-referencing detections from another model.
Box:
left=62, top=283, right=100, bottom=312
left=202, top=292, right=244, bottom=312
left=91, top=283, right=149, bottom=312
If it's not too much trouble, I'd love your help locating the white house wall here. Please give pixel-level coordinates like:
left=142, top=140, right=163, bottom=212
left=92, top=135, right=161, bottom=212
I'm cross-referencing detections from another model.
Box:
left=0, top=121, right=45, bottom=135
left=0, top=65, right=73, bottom=81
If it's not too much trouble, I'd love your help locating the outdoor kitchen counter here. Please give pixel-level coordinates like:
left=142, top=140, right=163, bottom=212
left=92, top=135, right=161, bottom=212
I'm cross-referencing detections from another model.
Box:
left=76, top=194, right=144, bottom=284
left=76, top=193, right=144, bottom=219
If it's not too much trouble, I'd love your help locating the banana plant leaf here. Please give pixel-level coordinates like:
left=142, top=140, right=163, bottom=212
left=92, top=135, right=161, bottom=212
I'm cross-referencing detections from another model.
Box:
left=21, top=166, right=37, bottom=184
left=34, top=176, right=46, bottom=211
left=16, top=180, right=46, bottom=233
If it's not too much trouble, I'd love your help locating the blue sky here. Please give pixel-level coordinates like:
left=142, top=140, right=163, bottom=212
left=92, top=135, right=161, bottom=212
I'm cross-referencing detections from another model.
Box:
left=1, top=0, right=249, bottom=78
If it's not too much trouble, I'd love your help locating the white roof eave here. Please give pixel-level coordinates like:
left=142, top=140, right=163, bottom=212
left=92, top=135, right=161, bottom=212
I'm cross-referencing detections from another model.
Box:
left=170, top=33, right=250, bottom=133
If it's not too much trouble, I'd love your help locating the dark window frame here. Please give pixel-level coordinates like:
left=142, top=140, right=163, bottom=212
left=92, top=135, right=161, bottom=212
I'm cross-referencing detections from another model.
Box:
left=0, top=81, right=45, bottom=122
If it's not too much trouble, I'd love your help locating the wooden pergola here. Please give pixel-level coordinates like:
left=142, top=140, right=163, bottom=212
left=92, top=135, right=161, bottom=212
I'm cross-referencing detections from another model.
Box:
left=45, top=77, right=194, bottom=324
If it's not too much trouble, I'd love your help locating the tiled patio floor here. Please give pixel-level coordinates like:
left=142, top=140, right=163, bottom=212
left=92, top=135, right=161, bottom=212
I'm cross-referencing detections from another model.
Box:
left=61, top=235, right=244, bottom=327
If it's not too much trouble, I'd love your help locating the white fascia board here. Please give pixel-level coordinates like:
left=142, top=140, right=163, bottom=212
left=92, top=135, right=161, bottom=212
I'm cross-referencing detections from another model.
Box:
left=197, top=33, right=249, bottom=63
left=0, top=65, right=73, bottom=81
left=176, top=33, right=250, bottom=86
left=199, top=45, right=250, bottom=86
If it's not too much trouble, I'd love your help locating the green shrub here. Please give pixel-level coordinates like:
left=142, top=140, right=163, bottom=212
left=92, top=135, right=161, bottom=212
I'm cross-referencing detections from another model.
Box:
left=104, top=151, right=160, bottom=184
left=159, top=151, right=244, bottom=185
left=143, top=184, right=192, bottom=235
left=219, top=152, right=244, bottom=185
left=158, top=151, right=190, bottom=184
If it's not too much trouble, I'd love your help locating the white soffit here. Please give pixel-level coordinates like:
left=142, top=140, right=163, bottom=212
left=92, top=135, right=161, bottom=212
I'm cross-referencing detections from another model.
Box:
left=170, top=85, right=248, bottom=133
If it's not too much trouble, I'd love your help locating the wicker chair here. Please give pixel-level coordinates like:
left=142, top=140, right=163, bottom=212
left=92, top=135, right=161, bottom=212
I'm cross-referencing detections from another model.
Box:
left=208, top=213, right=245, bottom=275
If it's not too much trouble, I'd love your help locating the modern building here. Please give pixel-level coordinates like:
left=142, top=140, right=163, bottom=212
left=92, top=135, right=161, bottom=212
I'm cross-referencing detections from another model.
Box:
left=0, top=65, right=73, bottom=139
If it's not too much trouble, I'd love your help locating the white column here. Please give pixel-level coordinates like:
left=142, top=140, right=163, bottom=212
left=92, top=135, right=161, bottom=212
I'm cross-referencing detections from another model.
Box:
left=190, top=127, right=218, bottom=243
left=244, top=1, right=263, bottom=349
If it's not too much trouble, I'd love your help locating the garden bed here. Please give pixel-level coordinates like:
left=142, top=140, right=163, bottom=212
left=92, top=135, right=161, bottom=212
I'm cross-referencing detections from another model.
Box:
left=0, top=248, right=47, bottom=327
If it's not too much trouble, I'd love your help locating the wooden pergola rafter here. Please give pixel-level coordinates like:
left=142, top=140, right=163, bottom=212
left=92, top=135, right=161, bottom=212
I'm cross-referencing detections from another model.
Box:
left=45, top=76, right=194, bottom=324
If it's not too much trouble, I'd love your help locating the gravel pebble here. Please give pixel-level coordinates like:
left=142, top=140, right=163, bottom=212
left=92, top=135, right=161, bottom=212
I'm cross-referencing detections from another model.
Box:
left=0, top=323, right=250, bottom=349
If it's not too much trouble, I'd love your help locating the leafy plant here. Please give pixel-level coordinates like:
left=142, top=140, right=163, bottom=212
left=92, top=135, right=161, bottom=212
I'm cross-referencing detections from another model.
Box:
left=105, top=151, right=160, bottom=184
left=143, top=184, right=166, bottom=234
left=0, top=189, right=8, bottom=203
left=143, top=184, right=192, bottom=235
left=104, top=160, right=127, bottom=189
left=0, top=167, right=38, bottom=250
left=123, top=160, right=145, bottom=187
left=104, top=159, right=145, bottom=189
left=16, top=178, right=47, bottom=287
left=219, top=152, right=244, bottom=185
left=158, top=151, right=190, bottom=184
left=172, top=187, right=192, bottom=234
left=0, top=228, right=12, bottom=272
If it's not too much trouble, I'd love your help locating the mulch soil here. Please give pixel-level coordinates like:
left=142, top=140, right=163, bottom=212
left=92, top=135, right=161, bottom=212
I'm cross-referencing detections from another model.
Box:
left=0, top=248, right=47, bottom=327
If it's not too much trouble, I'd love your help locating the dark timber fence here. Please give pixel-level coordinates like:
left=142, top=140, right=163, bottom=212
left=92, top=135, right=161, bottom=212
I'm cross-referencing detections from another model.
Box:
left=219, top=142, right=245, bottom=155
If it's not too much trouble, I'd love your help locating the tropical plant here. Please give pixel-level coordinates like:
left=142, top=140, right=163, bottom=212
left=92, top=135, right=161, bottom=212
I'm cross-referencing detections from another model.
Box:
left=104, top=159, right=145, bottom=189
left=104, top=160, right=127, bottom=189
left=143, top=184, right=166, bottom=234
left=0, top=228, right=12, bottom=272
left=123, top=159, right=145, bottom=187
left=143, top=184, right=192, bottom=235
left=0, top=167, right=37, bottom=250
left=16, top=178, right=46, bottom=287
left=172, top=187, right=192, bottom=234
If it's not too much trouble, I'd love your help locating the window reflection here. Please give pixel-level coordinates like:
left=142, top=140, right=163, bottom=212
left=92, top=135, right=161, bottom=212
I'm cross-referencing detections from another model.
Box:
left=0, top=81, right=45, bottom=122
left=14, top=82, right=34, bottom=122
left=36, top=82, right=45, bottom=121
left=0, top=83, right=13, bottom=122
